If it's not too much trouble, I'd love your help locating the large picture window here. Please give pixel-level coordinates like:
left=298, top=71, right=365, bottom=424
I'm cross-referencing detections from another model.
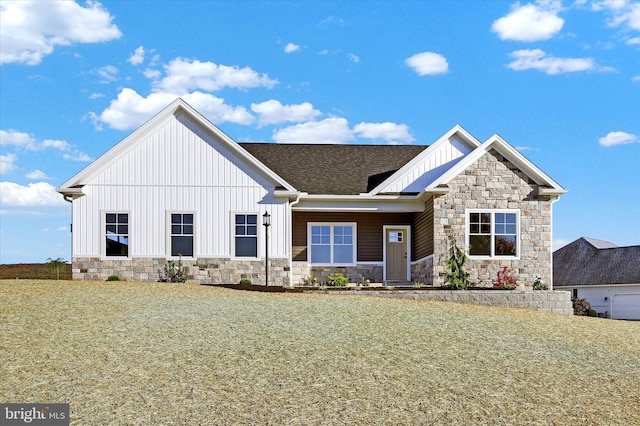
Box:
left=235, top=214, right=257, bottom=257
left=171, top=213, right=194, bottom=257
left=309, top=223, right=356, bottom=265
left=105, top=213, right=128, bottom=257
left=468, top=210, right=518, bottom=257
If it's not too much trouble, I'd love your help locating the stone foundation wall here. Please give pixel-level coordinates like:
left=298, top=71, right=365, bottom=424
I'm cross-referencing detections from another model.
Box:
left=72, top=257, right=290, bottom=286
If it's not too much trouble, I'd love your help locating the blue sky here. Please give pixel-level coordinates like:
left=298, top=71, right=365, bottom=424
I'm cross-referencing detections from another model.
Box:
left=1, top=0, right=639, bottom=264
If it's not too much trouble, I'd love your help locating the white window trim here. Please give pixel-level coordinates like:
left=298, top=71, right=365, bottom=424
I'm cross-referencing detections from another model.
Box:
left=167, top=211, right=196, bottom=259
left=231, top=211, right=261, bottom=260
left=465, top=209, right=520, bottom=259
left=101, top=210, right=131, bottom=260
left=307, top=222, right=357, bottom=266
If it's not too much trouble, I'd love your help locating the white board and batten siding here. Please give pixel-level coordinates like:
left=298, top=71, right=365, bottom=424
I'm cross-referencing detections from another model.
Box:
left=71, top=112, right=289, bottom=260
left=375, top=134, right=475, bottom=194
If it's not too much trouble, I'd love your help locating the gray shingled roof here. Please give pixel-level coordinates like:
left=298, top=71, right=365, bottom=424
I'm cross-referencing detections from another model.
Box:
left=554, top=237, right=640, bottom=286
left=240, top=143, right=428, bottom=195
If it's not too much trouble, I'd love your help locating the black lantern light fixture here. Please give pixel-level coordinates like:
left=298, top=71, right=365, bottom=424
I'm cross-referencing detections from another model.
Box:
left=263, top=212, right=271, bottom=286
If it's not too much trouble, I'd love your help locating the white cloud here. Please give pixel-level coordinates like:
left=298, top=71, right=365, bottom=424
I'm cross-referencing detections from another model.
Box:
left=353, top=122, right=414, bottom=144
left=284, top=43, right=300, bottom=53
left=405, top=52, right=449, bottom=76
left=598, top=131, right=639, bottom=147
left=0, top=0, right=121, bottom=65
left=154, top=57, right=278, bottom=93
left=26, top=169, right=52, bottom=180
left=492, top=2, right=564, bottom=42
left=507, top=49, right=613, bottom=74
left=596, top=0, right=640, bottom=31
left=349, top=53, right=360, bottom=63
left=251, top=100, right=321, bottom=126
left=0, top=129, right=37, bottom=149
left=143, top=68, right=161, bottom=79
left=89, top=93, right=104, bottom=99
left=96, top=65, right=118, bottom=83
left=95, top=88, right=255, bottom=130
left=128, top=45, right=145, bottom=65
left=633, top=75, right=640, bottom=82
left=0, top=153, right=17, bottom=174
left=42, top=139, right=72, bottom=151
left=273, top=117, right=354, bottom=144
left=0, top=130, right=72, bottom=151
left=62, top=151, right=92, bottom=162
left=0, top=181, right=67, bottom=207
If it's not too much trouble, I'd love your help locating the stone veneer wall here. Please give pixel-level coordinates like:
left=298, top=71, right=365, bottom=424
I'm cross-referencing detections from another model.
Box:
left=431, top=149, right=553, bottom=288
left=411, top=255, right=434, bottom=285
left=72, top=257, right=290, bottom=286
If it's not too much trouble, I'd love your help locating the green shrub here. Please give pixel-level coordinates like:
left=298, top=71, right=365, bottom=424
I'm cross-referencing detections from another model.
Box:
left=303, top=276, right=318, bottom=286
left=327, top=273, right=348, bottom=286
left=587, top=309, right=598, bottom=317
left=239, top=278, right=252, bottom=285
left=572, top=297, right=590, bottom=316
left=106, top=275, right=120, bottom=281
left=533, top=276, right=549, bottom=290
left=444, top=232, right=469, bottom=290
left=158, top=255, right=188, bottom=283
left=359, top=276, right=371, bottom=287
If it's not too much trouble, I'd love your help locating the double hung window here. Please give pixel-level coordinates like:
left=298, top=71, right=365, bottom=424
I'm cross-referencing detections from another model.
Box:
left=309, top=223, right=356, bottom=265
left=105, top=213, right=129, bottom=257
left=235, top=214, right=258, bottom=257
left=468, top=210, right=518, bottom=257
left=171, top=213, right=194, bottom=257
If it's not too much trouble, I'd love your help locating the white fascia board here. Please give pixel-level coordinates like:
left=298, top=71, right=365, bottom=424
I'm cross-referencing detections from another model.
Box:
left=367, top=124, right=481, bottom=195
left=426, top=134, right=566, bottom=193
left=293, top=194, right=425, bottom=212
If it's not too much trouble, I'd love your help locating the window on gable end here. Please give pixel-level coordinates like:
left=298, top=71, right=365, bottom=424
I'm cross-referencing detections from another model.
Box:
left=105, top=213, right=129, bottom=257
left=235, top=214, right=258, bottom=257
left=467, top=210, right=518, bottom=258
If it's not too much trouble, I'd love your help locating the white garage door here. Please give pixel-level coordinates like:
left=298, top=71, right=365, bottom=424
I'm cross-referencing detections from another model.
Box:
left=611, top=294, right=640, bottom=320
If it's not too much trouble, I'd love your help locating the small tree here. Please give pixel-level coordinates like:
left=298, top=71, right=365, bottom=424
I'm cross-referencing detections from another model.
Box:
left=444, top=232, right=469, bottom=290
left=46, top=257, right=67, bottom=280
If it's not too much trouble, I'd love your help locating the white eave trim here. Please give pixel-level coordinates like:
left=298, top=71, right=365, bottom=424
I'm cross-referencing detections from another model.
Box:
left=56, top=187, right=84, bottom=201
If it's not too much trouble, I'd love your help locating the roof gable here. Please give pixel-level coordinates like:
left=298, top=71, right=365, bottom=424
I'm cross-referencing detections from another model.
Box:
left=58, top=98, right=296, bottom=193
left=426, top=133, right=567, bottom=197
left=368, top=125, right=480, bottom=195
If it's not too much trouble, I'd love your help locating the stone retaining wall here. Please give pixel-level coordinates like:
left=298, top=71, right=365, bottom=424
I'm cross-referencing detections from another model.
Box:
left=306, top=289, right=573, bottom=315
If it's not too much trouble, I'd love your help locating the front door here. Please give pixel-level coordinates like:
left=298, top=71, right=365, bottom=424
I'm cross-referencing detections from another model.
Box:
left=385, top=227, right=408, bottom=281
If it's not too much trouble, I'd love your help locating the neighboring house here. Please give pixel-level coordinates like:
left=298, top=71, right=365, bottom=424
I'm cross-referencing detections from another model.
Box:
left=57, top=98, right=567, bottom=287
left=554, top=237, right=640, bottom=320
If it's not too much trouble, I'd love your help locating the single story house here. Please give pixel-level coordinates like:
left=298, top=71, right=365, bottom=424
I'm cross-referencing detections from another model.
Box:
left=554, top=237, right=640, bottom=320
left=57, top=98, right=567, bottom=287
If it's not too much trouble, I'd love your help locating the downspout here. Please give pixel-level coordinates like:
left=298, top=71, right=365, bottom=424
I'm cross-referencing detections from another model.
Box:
left=288, top=194, right=301, bottom=287
left=549, top=195, right=562, bottom=290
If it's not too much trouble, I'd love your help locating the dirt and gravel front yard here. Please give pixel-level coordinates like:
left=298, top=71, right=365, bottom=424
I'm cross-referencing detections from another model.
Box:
left=1, top=280, right=639, bottom=425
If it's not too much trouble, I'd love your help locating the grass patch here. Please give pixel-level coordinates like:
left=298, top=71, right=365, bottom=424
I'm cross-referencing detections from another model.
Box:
left=1, top=280, right=639, bottom=424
